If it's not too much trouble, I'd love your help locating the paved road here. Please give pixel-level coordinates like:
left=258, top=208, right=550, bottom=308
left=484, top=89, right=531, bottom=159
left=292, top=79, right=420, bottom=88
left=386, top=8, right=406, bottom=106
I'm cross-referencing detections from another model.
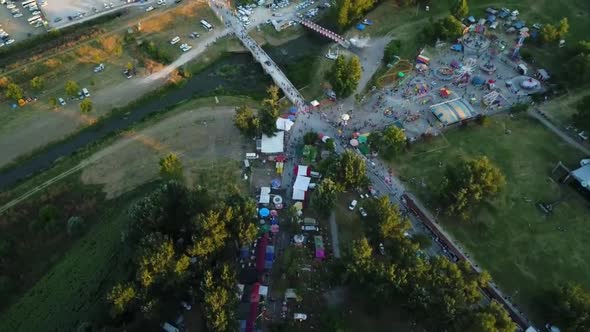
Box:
left=328, top=211, right=341, bottom=258
left=528, top=108, right=590, bottom=155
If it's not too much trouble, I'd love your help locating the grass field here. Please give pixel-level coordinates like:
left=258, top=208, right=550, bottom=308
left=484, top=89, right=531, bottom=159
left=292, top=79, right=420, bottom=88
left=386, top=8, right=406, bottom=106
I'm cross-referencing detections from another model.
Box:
left=0, top=181, right=157, bottom=332
left=389, top=114, right=590, bottom=323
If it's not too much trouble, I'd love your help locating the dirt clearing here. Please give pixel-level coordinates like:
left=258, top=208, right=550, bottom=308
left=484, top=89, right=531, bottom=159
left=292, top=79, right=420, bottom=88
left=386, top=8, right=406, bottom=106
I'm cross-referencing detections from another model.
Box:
left=81, top=106, right=247, bottom=198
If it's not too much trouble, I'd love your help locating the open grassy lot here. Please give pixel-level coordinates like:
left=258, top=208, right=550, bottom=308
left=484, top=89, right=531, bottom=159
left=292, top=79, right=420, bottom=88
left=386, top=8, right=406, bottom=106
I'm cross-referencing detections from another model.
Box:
left=389, top=114, right=590, bottom=322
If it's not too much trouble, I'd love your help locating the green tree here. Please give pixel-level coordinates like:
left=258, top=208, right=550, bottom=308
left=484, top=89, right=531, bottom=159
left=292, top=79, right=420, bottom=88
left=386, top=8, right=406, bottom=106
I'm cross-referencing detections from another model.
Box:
left=30, top=76, right=44, bottom=91
left=259, top=85, right=281, bottom=136
left=557, top=17, right=569, bottom=39
left=226, top=195, right=258, bottom=249
left=234, top=105, right=260, bottom=138
left=566, top=52, right=590, bottom=85
left=336, top=0, right=351, bottom=28
left=311, top=178, right=342, bottom=216
left=550, top=283, right=590, bottom=331
left=5, top=83, right=23, bottom=100
left=66, top=216, right=85, bottom=236
left=201, top=268, right=237, bottom=332
left=383, top=39, right=402, bottom=64
left=135, top=233, right=178, bottom=289
left=303, top=131, right=319, bottom=145
left=438, top=16, right=464, bottom=41
left=441, top=156, right=505, bottom=220
left=106, top=282, right=137, bottom=317
left=463, top=301, right=517, bottom=332
left=334, top=150, right=367, bottom=190
left=372, top=125, right=406, bottom=158
left=189, top=209, right=230, bottom=259
left=451, top=0, right=468, bottom=19
left=573, top=96, right=590, bottom=132
left=79, top=98, right=92, bottom=113
left=325, top=138, right=335, bottom=152
left=158, top=153, right=184, bottom=181
left=49, top=97, right=58, bottom=108
left=327, top=55, right=362, bottom=97
left=408, top=257, right=490, bottom=325
left=364, top=196, right=410, bottom=241
left=346, top=237, right=374, bottom=282
left=65, top=80, right=80, bottom=97
left=541, top=24, right=559, bottom=44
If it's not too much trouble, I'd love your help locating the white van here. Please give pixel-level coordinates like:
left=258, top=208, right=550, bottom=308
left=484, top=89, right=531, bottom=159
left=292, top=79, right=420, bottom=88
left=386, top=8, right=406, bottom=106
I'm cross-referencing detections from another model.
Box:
left=161, top=322, right=179, bottom=332
left=170, top=36, right=180, bottom=45
left=82, top=88, right=90, bottom=97
left=243, top=159, right=250, bottom=168
left=246, top=153, right=258, bottom=159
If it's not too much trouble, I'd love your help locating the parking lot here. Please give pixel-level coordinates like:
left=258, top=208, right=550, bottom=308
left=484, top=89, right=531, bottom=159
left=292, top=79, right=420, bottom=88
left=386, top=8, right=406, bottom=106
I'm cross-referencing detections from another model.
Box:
left=0, top=1, right=45, bottom=45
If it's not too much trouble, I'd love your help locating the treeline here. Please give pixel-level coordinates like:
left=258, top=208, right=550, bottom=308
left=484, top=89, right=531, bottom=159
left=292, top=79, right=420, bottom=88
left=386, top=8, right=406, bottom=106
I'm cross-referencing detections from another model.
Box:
left=103, top=182, right=258, bottom=331
left=332, top=0, right=422, bottom=30
left=342, top=196, right=517, bottom=331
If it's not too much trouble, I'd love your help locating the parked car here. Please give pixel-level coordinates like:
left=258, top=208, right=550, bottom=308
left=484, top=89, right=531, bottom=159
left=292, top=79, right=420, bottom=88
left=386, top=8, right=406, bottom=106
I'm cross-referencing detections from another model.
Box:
left=82, top=88, right=90, bottom=97
left=123, top=68, right=134, bottom=79
left=180, top=301, right=191, bottom=310
left=294, top=313, right=307, bottom=321
left=359, top=207, right=367, bottom=218
left=301, top=225, right=319, bottom=232
left=348, top=200, right=358, bottom=211
left=170, top=36, right=180, bottom=45
left=145, top=5, right=155, bottom=11
left=58, top=97, right=66, bottom=106
left=94, top=63, right=105, bottom=73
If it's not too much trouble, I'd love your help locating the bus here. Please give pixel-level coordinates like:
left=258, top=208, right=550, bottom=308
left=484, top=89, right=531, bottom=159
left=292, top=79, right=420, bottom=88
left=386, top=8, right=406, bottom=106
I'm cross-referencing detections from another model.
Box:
left=200, top=19, right=212, bottom=31
left=27, top=15, right=41, bottom=23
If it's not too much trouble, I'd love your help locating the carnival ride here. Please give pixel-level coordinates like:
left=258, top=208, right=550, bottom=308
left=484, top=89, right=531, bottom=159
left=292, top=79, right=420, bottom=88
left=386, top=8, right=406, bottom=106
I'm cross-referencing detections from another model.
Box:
left=376, top=59, right=413, bottom=88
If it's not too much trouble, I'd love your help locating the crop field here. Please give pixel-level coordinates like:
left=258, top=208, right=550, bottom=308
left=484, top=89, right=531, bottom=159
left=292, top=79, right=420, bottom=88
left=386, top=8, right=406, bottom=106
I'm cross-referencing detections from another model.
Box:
left=389, top=114, right=590, bottom=323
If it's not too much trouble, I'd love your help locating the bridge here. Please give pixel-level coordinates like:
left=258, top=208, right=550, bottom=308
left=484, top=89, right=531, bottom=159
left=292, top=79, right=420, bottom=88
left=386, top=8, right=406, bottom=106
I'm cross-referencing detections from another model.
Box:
left=209, top=1, right=306, bottom=109
left=298, top=19, right=351, bottom=48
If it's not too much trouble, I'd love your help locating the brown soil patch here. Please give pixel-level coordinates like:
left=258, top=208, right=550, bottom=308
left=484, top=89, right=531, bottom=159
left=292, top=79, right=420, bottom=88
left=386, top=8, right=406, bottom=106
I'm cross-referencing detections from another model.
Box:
left=81, top=106, right=246, bottom=198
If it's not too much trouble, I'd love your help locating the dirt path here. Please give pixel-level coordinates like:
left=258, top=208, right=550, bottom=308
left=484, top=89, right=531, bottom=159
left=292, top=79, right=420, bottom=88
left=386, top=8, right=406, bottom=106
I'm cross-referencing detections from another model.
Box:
left=528, top=108, right=590, bottom=155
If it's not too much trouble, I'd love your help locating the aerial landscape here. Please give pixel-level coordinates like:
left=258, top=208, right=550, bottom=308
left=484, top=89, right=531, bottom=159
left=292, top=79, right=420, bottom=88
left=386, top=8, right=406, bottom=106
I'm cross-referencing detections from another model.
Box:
left=0, top=0, right=590, bottom=331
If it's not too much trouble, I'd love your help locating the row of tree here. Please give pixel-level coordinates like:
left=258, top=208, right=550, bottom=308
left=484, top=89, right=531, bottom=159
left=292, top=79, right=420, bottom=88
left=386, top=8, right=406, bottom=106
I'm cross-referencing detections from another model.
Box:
left=344, top=196, right=517, bottom=331
left=105, top=181, right=258, bottom=331
left=327, top=55, right=362, bottom=98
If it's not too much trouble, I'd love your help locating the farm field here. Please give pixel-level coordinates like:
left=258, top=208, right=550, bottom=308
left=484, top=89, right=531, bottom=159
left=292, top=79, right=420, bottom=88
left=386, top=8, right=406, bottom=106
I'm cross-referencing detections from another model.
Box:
left=0, top=2, right=222, bottom=168
left=389, top=113, right=590, bottom=323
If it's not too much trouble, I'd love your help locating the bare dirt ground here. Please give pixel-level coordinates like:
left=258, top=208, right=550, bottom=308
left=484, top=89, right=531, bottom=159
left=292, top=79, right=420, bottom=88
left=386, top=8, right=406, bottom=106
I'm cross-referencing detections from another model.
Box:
left=80, top=106, right=246, bottom=198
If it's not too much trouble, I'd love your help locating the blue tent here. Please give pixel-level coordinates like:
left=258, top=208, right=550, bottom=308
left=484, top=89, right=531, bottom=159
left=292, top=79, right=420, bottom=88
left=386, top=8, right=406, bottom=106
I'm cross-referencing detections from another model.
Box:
left=259, top=208, right=270, bottom=217
left=356, top=23, right=366, bottom=31
left=289, top=106, right=297, bottom=114
left=240, top=247, right=250, bottom=259
left=514, top=21, right=525, bottom=29
left=451, top=44, right=463, bottom=52
left=271, top=178, right=281, bottom=188
left=487, top=15, right=496, bottom=23
left=471, top=76, right=485, bottom=85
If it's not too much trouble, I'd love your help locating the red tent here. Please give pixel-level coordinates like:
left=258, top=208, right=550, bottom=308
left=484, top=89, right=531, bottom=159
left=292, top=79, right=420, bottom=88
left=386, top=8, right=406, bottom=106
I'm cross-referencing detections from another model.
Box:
left=439, top=88, right=451, bottom=98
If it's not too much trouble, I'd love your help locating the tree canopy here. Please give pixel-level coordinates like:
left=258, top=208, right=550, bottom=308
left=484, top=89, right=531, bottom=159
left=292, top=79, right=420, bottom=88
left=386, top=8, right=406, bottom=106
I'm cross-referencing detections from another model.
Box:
left=335, top=0, right=377, bottom=29
left=329, top=150, right=368, bottom=190
left=234, top=105, right=260, bottom=138
left=327, top=55, right=362, bottom=97
left=550, top=283, right=590, bottom=331
left=158, top=153, right=184, bottom=182
left=79, top=98, right=93, bottom=113
left=368, top=125, right=406, bottom=158
left=259, top=85, right=281, bottom=136
left=440, top=156, right=505, bottom=220
left=463, top=301, right=518, bottom=332
left=5, top=83, right=23, bottom=101
left=565, top=42, right=590, bottom=85
left=573, top=96, right=590, bottom=132
left=383, top=39, right=402, bottom=64
left=311, top=178, right=342, bottom=216
left=451, top=0, right=468, bottom=19
left=364, top=196, right=410, bottom=242
left=65, top=80, right=80, bottom=97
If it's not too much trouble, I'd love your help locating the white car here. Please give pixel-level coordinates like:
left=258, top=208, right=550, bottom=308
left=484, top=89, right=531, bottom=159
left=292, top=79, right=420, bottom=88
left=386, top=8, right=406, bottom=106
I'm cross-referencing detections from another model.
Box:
left=93, top=63, right=105, bottom=73
left=13, top=13, right=22, bottom=18
left=359, top=207, right=367, bottom=218
left=157, top=0, right=167, bottom=5
left=4, top=39, right=15, bottom=45
left=58, top=97, right=66, bottom=106
left=348, top=200, right=358, bottom=211
left=145, top=6, right=154, bottom=12
left=294, top=313, right=307, bottom=321
left=180, top=43, right=192, bottom=52
left=170, top=36, right=180, bottom=45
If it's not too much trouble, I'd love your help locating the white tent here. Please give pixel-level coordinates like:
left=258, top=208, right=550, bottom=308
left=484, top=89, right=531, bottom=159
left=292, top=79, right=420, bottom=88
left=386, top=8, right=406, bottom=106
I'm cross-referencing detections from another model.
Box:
left=259, top=285, right=268, bottom=296
left=571, top=164, right=590, bottom=190
left=297, top=165, right=309, bottom=176
left=310, top=100, right=320, bottom=107
left=259, top=187, right=271, bottom=204
left=293, top=176, right=311, bottom=191
left=276, top=118, right=294, bottom=131
left=292, top=189, right=306, bottom=201
left=260, top=131, right=284, bottom=154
